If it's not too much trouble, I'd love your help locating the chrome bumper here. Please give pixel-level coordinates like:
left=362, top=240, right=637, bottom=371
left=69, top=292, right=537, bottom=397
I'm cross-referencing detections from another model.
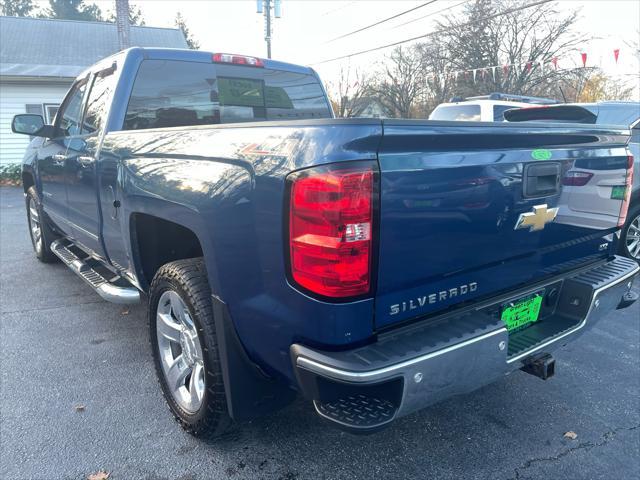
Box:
left=292, top=256, right=639, bottom=431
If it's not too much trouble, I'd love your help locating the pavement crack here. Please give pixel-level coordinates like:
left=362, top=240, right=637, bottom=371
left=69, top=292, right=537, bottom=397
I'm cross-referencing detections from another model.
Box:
left=509, top=424, right=640, bottom=480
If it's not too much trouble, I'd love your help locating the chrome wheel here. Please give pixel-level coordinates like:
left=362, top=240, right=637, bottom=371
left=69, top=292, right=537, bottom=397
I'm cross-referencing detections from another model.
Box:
left=626, top=213, right=640, bottom=259
left=28, top=197, right=42, bottom=253
left=156, top=290, right=205, bottom=414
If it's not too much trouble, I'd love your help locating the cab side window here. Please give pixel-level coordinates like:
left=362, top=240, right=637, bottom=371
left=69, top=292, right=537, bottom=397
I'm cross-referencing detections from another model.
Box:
left=57, top=81, right=87, bottom=137
left=83, top=69, right=116, bottom=134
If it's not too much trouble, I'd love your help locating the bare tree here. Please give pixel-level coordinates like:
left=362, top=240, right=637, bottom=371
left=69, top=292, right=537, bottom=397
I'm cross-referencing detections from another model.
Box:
left=431, top=0, right=589, bottom=99
left=369, top=46, right=426, bottom=118
left=327, top=65, right=372, bottom=118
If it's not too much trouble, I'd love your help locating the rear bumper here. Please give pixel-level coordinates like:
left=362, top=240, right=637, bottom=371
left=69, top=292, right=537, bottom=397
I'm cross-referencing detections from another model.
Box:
left=291, top=256, right=639, bottom=432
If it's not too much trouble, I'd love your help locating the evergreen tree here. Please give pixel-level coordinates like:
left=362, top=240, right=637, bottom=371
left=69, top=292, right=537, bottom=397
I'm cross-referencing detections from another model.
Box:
left=175, top=12, right=199, bottom=49
left=1, top=0, right=37, bottom=17
left=43, top=0, right=103, bottom=22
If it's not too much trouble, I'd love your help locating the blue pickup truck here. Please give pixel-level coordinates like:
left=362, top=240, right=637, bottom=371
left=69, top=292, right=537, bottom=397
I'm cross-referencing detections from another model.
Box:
left=12, top=48, right=639, bottom=437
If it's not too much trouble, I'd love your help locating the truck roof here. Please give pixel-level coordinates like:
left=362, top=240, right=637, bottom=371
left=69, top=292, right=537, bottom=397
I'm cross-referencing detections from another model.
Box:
left=80, top=47, right=316, bottom=77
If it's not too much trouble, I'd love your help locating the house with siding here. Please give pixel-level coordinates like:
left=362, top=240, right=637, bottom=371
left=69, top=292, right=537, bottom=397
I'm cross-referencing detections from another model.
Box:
left=0, top=16, right=187, bottom=164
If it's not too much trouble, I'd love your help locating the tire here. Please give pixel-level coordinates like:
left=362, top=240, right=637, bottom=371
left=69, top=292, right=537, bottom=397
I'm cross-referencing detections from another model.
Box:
left=619, top=205, right=640, bottom=263
left=149, top=258, right=232, bottom=438
left=25, top=186, right=58, bottom=263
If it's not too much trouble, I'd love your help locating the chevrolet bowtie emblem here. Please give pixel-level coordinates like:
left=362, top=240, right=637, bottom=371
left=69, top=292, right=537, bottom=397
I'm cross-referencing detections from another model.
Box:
left=514, top=204, right=559, bottom=232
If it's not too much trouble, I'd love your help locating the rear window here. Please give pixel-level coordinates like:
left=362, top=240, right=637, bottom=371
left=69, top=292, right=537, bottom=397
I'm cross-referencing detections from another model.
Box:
left=123, top=59, right=331, bottom=130
left=429, top=105, right=481, bottom=121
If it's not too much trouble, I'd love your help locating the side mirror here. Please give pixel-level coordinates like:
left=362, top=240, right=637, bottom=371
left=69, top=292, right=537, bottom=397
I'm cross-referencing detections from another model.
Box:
left=12, top=114, right=46, bottom=136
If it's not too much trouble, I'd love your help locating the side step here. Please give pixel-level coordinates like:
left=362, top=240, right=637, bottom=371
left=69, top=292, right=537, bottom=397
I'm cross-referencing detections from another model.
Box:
left=51, top=239, right=140, bottom=304
left=313, top=394, right=398, bottom=433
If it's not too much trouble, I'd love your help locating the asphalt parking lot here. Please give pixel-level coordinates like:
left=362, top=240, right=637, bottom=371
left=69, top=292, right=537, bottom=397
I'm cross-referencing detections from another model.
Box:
left=1, top=185, right=639, bottom=480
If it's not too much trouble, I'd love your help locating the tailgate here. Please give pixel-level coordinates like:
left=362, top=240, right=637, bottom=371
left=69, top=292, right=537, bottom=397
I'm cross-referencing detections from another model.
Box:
left=375, top=120, right=631, bottom=328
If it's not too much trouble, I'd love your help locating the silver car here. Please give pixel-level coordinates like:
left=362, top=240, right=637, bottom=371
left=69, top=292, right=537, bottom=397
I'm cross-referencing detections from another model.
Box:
left=505, top=101, right=640, bottom=262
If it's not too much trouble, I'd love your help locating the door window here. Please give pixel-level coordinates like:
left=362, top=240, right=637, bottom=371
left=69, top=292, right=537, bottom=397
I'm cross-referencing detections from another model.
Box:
left=57, top=81, right=87, bottom=137
left=83, top=69, right=116, bottom=134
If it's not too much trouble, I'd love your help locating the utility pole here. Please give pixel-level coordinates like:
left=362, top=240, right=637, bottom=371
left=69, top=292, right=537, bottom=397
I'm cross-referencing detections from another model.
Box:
left=257, top=0, right=281, bottom=59
left=115, top=0, right=131, bottom=51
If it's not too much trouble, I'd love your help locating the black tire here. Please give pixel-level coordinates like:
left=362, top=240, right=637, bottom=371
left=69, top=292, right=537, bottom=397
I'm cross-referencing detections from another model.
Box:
left=619, top=204, right=640, bottom=263
left=149, top=258, right=232, bottom=438
left=25, top=186, right=58, bottom=263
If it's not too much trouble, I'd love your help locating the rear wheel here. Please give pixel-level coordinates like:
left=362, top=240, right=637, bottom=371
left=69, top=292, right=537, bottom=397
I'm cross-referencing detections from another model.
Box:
left=620, top=205, right=640, bottom=262
left=149, top=258, right=231, bottom=438
left=25, top=186, right=58, bottom=263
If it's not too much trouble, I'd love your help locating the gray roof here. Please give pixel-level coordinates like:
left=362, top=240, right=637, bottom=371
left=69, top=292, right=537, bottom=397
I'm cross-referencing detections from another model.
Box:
left=0, top=16, right=188, bottom=79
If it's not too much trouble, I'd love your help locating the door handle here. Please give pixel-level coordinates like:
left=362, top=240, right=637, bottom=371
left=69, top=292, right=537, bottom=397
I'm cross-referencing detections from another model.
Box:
left=78, top=156, right=94, bottom=167
left=52, top=154, right=67, bottom=164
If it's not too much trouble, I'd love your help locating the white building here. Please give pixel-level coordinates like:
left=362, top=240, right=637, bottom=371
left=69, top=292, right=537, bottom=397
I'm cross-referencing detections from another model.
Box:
left=0, top=16, right=187, bottom=164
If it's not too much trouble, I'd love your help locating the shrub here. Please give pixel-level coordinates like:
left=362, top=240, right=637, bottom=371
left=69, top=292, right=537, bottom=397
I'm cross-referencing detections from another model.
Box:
left=0, top=163, right=22, bottom=186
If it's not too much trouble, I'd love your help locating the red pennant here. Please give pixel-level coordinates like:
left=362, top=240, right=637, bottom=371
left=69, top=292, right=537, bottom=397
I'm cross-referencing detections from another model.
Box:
left=502, top=64, right=509, bottom=75
left=526, top=61, right=532, bottom=72
left=551, top=57, right=558, bottom=69
left=581, top=52, right=587, bottom=67
left=614, top=49, right=620, bottom=63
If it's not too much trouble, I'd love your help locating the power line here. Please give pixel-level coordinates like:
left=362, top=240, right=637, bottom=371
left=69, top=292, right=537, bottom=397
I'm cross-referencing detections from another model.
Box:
left=312, top=0, right=553, bottom=65
left=320, top=1, right=357, bottom=18
left=324, top=0, right=440, bottom=44
left=390, top=0, right=471, bottom=30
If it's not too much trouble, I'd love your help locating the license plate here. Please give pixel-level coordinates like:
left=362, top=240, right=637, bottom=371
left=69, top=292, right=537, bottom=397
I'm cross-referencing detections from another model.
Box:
left=501, top=292, right=543, bottom=332
left=611, top=186, right=626, bottom=200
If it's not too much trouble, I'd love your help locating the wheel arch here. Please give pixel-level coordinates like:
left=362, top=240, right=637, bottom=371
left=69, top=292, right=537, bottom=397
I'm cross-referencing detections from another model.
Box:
left=129, top=212, right=216, bottom=292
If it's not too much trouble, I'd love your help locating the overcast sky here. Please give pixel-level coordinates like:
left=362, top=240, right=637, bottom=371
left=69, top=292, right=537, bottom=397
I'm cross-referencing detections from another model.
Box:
left=88, top=0, right=640, bottom=97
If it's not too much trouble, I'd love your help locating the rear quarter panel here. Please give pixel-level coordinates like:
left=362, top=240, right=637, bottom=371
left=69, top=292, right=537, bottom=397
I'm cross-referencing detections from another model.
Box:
left=99, top=120, right=382, bottom=382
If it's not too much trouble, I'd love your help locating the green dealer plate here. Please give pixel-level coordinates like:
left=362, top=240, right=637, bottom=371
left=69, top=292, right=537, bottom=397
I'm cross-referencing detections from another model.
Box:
left=501, top=292, right=543, bottom=332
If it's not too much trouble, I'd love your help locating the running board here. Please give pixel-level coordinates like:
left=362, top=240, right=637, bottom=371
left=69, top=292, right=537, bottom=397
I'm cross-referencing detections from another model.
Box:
left=51, top=239, right=140, bottom=304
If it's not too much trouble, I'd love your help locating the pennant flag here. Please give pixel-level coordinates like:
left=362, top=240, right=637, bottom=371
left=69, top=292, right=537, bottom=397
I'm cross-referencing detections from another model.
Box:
left=492, top=66, right=497, bottom=81
left=502, top=64, right=509, bottom=75
left=526, top=61, right=532, bottom=73
left=614, top=49, right=620, bottom=63
left=581, top=52, right=587, bottom=67
left=552, top=57, right=558, bottom=69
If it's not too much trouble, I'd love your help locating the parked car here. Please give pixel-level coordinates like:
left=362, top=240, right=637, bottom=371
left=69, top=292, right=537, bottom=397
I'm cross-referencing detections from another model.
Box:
left=12, top=48, right=639, bottom=438
left=505, top=102, right=640, bottom=262
left=429, top=93, right=558, bottom=122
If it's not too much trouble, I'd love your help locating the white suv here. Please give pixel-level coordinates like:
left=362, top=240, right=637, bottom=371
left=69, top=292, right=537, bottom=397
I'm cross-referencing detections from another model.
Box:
left=429, top=94, right=558, bottom=122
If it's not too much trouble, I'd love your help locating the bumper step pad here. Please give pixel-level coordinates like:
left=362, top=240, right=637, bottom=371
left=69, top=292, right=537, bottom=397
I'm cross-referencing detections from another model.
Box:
left=314, top=394, right=397, bottom=432
left=51, top=239, right=140, bottom=304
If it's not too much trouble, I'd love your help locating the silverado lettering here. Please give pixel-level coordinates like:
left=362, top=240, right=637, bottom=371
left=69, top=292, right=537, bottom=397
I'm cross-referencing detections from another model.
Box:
left=389, top=282, right=479, bottom=315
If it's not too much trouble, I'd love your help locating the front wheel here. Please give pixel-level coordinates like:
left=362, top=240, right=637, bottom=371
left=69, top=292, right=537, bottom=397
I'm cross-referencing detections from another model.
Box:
left=149, top=258, right=232, bottom=438
left=620, top=205, right=640, bottom=263
left=25, top=186, right=58, bottom=263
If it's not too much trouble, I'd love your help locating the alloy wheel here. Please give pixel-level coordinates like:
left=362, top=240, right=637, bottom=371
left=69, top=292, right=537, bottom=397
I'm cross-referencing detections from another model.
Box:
left=28, top=197, right=42, bottom=253
left=626, top=213, right=640, bottom=259
left=156, top=290, right=206, bottom=414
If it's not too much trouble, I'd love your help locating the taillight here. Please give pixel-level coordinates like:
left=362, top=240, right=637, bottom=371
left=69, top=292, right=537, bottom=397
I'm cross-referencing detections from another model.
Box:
left=562, top=171, right=594, bottom=186
left=288, top=163, right=375, bottom=298
left=212, top=53, right=264, bottom=67
left=618, top=155, right=634, bottom=227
